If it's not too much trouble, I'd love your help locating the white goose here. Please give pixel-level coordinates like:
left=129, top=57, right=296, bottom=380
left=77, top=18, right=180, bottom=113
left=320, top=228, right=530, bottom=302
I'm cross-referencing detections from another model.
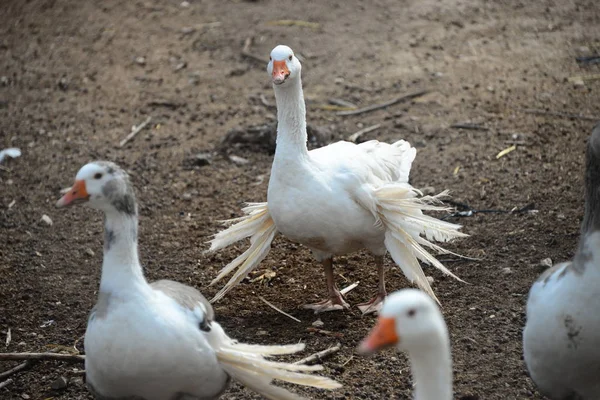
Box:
left=357, top=289, right=453, bottom=400
left=523, top=123, right=600, bottom=399
left=208, top=45, right=467, bottom=313
left=56, top=161, right=341, bottom=400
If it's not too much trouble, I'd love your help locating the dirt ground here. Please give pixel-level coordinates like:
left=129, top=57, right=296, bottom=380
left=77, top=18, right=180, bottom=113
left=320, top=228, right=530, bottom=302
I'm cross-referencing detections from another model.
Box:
left=1, top=0, right=599, bottom=399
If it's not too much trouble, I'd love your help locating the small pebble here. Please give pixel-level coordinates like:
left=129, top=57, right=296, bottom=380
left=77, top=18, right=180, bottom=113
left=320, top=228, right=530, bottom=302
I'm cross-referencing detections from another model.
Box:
left=539, top=258, right=553, bottom=269
left=40, top=215, right=53, bottom=226
left=312, top=319, right=324, bottom=328
left=84, top=248, right=95, bottom=257
left=501, top=267, right=512, bottom=274
left=193, top=153, right=211, bottom=166
left=135, top=56, right=146, bottom=65
left=229, top=155, right=250, bottom=165
left=420, top=186, right=436, bottom=196
left=426, top=276, right=434, bottom=284
left=50, top=376, right=68, bottom=390
left=21, top=394, right=30, bottom=400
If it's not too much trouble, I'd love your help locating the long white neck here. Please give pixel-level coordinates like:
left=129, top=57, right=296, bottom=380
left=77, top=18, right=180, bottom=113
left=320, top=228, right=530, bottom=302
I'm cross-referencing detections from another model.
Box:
left=272, top=77, right=309, bottom=161
left=407, top=335, right=453, bottom=400
left=99, top=210, right=147, bottom=295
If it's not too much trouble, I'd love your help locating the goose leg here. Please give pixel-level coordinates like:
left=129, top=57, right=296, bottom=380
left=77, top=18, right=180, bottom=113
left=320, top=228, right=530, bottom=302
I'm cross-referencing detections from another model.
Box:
left=303, top=258, right=350, bottom=313
left=357, top=255, right=387, bottom=315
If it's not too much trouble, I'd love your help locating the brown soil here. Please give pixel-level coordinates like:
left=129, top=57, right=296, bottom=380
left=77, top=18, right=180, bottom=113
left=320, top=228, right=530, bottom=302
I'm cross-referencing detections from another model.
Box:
left=1, top=0, right=599, bottom=399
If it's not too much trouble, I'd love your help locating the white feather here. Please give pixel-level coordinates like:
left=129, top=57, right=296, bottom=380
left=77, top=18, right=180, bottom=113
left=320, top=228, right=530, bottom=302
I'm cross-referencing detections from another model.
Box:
left=0, top=148, right=21, bottom=164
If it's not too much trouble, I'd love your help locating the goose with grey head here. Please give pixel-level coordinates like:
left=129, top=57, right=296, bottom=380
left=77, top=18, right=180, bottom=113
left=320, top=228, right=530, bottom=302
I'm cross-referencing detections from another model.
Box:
left=56, top=161, right=341, bottom=400
left=207, top=45, right=467, bottom=314
left=523, top=123, right=600, bottom=399
left=357, top=289, right=453, bottom=400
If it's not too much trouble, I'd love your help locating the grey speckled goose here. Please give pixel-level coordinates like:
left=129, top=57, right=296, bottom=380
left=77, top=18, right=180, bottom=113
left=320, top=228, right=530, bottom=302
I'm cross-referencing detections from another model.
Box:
left=56, top=161, right=341, bottom=400
left=523, top=124, right=600, bottom=400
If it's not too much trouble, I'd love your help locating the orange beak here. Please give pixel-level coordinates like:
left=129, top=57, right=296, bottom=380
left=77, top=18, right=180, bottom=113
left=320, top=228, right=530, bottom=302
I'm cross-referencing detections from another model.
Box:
left=357, top=317, right=399, bottom=355
left=56, top=180, right=90, bottom=208
left=272, top=60, right=290, bottom=85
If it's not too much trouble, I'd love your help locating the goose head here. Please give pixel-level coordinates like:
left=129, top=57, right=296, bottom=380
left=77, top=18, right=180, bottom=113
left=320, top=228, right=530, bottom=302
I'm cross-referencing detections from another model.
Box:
left=56, top=161, right=136, bottom=216
left=267, top=45, right=301, bottom=86
left=358, top=289, right=447, bottom=355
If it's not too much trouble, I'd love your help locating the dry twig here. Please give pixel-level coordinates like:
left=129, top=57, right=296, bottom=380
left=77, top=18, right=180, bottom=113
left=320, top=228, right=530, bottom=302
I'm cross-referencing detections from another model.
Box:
left=259, top=296, right=301, bottom=323
left=0, top=352, right=85, bottom=363
left=329, top=98, right=357, bottom=108
left=0, top=378, right=13, bottom=390
left=0, top=361, right=30, bottom=380
left=450, top=123, right=489, bottom=131
left=347, top=124, right=381, bottom=142
left=119, top=116, right=152, bottom=147
left=294, top=343, right=341, bottom=365
left=266, top=20, right=320, bottom=30
left=337, top=90, right=429, bottom=116
left=340, top=281, right=359, bottom=296
left=306, top=327, right=344, bottom=338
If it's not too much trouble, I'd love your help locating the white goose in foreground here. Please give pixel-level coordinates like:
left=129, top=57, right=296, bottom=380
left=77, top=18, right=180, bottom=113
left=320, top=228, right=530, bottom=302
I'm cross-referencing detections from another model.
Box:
left=523, top=123, right=600, bottom=400
left=56, top=161, right=341, bottom=400
left=358, top=289, right=453, bottom=400
left=208, top=45, right=468, bottom=313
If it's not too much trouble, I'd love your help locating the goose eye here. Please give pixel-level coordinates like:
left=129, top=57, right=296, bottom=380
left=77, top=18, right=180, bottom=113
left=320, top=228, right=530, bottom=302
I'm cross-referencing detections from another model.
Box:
left=269, top=56, right=272, bottom=61
left=199, top=318, right=211, bottom=332
left=94, top=173, right=103, bottom=180
left=288, top=55, right=293, bottom=61
left=407, top=309, right=416, bottom=317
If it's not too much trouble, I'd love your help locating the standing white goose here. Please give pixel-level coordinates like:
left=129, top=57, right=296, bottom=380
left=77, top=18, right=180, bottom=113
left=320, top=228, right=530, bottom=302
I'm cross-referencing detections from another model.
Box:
left=208, top=45, right=467, bottom=314
left=523, top=123, right=600, bottom=399
left=56, top=161, right=341, bottom=400
left=357, top=289, right=453, bottom=400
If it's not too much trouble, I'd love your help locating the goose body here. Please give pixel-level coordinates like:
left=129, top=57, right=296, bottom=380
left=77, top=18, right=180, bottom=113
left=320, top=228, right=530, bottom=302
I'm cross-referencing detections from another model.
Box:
left=523, top=124, right=600, bottom=400
left=358, top=289, right=453, bottom=400
left=56, top=161, right=340, bottom=400
left=209, top=45, right=467, bottom=313
left=269, top=139, right=414, bottom=258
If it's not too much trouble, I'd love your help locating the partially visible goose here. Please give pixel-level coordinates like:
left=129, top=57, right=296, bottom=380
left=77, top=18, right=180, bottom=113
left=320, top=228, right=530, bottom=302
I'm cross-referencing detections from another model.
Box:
left=208, top=45, right=467, bottom=314
left=56, top=161, right=341, bottom=400
left=357, top=289, right=452, bottom=400
left=523, top=124, right=600, bottom=399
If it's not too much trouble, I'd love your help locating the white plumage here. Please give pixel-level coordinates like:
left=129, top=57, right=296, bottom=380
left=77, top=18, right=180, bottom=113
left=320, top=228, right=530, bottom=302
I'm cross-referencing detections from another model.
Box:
left=57, top=161, right=341, bottom=400
left=208, top=45, right=467, bottom=312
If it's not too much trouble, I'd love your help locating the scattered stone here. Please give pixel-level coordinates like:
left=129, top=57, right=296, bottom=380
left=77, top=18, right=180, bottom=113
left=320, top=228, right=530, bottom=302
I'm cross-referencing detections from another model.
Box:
left=539, top=258, right=553, bottom=269
left=181, top=26, right=195, bottom=35
left=180, top=0, right=190, bottom=7
left=312, top=318, right=324, bottom=328
left=182, top=192, right=193, bottom=201
left=228, top=155, right=250, bottom=166
left=50, top=376, right=68, bottom=390
left=135, top=56, right=146, bottom=65
left=420, top=186, right=436, bottom=196
left=501, top=267, right=512, bottom=274
left=57, top=77, right=68, bottom=91
left=40, top=215, right=53, bottom=226
left=187, top=153, right=211, bottom=167
left=21, top=394, right=30, bottom=399
left=84, top=248, right=95, bottom=257
left=256, top=329, right=268, bottom=336
left=174, top=62, right=187, bottom=72
left=426, top=276, right=434, bottom=284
